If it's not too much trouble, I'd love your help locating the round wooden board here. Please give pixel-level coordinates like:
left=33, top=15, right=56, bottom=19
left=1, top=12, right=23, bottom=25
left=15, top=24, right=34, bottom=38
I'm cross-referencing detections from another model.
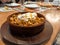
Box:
left=1, top=21, right=53, bottom=45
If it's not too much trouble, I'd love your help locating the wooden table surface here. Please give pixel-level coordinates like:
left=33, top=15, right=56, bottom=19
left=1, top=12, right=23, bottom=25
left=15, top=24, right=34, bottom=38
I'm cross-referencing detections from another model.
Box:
left=0, top=8, right=60, bottom=45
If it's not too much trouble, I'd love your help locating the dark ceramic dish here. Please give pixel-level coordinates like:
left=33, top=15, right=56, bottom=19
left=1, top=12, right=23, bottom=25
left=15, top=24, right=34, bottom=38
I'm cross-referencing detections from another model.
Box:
left=7, top=12, right=45, bottom=37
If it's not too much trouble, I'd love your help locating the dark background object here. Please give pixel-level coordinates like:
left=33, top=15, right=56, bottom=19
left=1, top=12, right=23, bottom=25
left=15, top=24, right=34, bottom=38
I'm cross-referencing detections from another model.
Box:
left=15, top=0, right=19, bottom=3
left=49, top=0, right=53, bottom=2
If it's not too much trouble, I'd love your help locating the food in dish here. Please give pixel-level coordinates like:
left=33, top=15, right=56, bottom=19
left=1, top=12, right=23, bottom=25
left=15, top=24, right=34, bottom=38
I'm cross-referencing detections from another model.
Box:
left=4, top=6, right=9, bottom=10
left=7, top=12, right=45, bottom=37
left=0, top=6, right=13, bottom=12
left=10, top=12, right=44, bottom=27
left=6, top=3, right=21, bottom=6
left=37, top=2, right=53, bottom=7
left=24, top=4, right=40, bottom=8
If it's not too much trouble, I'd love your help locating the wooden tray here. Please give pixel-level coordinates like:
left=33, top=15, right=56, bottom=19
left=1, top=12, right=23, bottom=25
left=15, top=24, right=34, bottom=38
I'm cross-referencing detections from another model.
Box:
left=1, top=21, right=53, bottom=45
